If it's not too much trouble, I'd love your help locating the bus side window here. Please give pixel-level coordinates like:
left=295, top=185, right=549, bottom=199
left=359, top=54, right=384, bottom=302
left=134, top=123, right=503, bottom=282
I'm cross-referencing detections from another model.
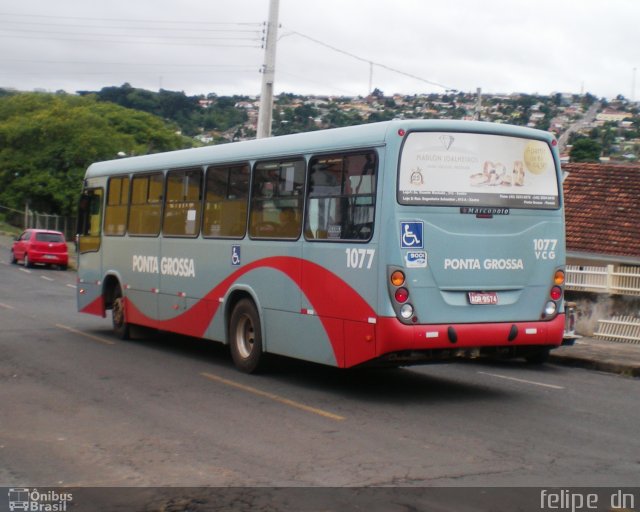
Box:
left=129, top=173, right=163, bottom=236
left=304, top=151, right=377, bottom=241
left=249, top=159, right=305, bottom=240
left=203, top=164, right=250, bottom=238
left=77, top=188, right=104, bottom=253
left=104, top=176, right=129, bottom=236
left=163, top=168, right=203, bottom=237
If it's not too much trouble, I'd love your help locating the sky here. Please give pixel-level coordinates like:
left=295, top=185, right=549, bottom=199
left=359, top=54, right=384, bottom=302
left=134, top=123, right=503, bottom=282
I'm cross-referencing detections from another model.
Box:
left=1, top=0, right=639, bottom=99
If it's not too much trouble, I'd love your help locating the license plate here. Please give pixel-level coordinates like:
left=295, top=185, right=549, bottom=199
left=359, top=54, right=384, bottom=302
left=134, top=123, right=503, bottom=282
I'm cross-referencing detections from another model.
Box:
left=468, top=291, right=498, bottom=305
left=44, top=255, right=58, bottom=260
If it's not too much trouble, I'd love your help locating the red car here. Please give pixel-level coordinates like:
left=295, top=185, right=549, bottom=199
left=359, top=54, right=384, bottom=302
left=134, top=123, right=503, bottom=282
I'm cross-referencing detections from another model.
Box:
left=10, top=229, right=69, bottom=270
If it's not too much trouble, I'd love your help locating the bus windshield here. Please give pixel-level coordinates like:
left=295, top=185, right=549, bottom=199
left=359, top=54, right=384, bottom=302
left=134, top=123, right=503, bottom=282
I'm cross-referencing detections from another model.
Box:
left=397, top=131, right=559, bottom=209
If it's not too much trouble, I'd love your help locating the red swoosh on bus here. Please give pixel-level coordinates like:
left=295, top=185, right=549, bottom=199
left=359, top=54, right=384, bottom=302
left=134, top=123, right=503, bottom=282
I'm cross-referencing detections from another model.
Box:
left=123, top=256, right=375, bottom=364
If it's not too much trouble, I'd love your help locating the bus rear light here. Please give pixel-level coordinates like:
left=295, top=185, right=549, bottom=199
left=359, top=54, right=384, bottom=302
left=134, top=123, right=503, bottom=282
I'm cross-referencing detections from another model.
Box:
left=398, top=128, right=406, bottom=137
left=550, top=286, right=562, bottom=301
left=395, top=288, right=409, bottom=303
left=400, top=304, right=413, bottom=319
left=387, top=266, right=416, bottom=324
left=544, top=301, right=557, bottom=317
left=390, top=270, right=405, bottom=287
left=554, top=270, right=565, bottom=286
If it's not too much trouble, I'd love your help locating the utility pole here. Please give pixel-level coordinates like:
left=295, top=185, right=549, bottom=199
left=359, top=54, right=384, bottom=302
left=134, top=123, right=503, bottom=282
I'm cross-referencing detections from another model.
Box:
left=474, top=87, right=482, bottom=120
left=256, top=0, right=280, bottom=139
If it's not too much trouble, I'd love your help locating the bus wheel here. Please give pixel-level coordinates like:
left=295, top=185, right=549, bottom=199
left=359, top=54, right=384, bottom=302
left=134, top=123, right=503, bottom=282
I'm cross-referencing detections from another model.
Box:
left=112, top=286, right=130, bottom=340
left=229, top=299, right=264, bottom=373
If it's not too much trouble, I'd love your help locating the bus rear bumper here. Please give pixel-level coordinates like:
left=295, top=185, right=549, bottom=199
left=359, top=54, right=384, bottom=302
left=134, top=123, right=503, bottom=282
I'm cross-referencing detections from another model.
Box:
left=376, top=314, right=565, bottom=356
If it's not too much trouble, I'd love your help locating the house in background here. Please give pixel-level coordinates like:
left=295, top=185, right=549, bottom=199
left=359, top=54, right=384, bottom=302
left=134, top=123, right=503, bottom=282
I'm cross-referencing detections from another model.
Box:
left=562, top=162, right=640, bottom=338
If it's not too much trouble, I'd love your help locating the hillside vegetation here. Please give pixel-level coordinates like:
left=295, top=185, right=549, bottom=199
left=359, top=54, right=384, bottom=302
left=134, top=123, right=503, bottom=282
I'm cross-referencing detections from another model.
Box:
left=0, top=91, right=193, bottom=215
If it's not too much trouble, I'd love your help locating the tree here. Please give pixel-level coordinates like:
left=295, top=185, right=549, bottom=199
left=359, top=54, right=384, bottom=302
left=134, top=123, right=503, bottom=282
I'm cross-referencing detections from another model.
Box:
left=367, top=110, right=395, bottom=123
left=79, top=84, right=252, bottom=137
left=272, top=104, right=320, bottom=136
left=570, top=138, right=602, bottom=162
left=0, top=92, right=192, bottom=215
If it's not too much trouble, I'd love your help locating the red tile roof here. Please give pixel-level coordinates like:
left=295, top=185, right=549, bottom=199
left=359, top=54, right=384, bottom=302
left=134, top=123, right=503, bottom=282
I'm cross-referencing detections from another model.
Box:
left=563, top=163, right=640, bottom=260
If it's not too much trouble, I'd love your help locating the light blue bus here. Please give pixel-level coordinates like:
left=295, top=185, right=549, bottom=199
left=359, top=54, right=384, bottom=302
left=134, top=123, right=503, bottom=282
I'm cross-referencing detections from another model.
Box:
left=77, top=120, right=570, bottom=372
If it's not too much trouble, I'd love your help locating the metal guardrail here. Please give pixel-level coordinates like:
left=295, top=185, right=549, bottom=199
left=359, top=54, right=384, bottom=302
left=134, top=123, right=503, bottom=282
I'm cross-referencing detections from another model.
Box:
left=0, top=204, right=74, bottom=241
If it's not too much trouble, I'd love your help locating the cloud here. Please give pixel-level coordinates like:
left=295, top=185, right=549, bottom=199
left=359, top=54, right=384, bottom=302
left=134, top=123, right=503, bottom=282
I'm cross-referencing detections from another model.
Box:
left=0, top=0, right=638, bottom=98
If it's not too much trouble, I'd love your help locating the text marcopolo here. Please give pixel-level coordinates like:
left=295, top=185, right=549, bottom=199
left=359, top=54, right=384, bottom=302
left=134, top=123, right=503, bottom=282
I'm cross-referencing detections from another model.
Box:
left=132, top=255, right=196, bottom=278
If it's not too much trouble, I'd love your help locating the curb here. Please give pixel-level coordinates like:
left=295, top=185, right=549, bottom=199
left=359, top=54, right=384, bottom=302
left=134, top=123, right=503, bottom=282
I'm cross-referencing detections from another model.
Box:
left=549, top=353, right=640, bottom=378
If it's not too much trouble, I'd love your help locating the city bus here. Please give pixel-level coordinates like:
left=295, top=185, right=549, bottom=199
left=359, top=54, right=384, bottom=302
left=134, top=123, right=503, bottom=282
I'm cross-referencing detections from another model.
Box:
left=76, top=120, right=569, bottom=372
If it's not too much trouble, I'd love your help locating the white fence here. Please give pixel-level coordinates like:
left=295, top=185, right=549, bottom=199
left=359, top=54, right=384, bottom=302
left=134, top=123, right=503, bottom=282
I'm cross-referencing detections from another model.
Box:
left=566, top=264, right=640, bottom=296
left=594, top=316, right=640, bottom=344
left=566, top=264, right=640, bottom=344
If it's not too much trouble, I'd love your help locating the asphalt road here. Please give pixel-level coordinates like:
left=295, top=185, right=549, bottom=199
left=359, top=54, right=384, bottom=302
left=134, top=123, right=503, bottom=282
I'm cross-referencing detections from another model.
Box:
left=557, top=101, right=602, bottom=152
left=1, top=241, right=639, bottom=508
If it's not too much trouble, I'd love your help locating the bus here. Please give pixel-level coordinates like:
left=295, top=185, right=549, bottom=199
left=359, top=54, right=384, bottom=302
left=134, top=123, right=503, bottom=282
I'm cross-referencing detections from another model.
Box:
left=76, top=120, right=571, bottom=373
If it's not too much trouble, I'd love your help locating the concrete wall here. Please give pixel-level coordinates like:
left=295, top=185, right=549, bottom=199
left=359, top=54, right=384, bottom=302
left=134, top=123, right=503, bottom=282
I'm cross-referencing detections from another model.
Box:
left=566, top=291, right=640, bottom=336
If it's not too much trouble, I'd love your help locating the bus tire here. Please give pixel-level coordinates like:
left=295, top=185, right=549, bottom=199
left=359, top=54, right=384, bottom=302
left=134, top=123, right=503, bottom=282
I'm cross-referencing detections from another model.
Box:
left=112, top=285, right=130, bottom=340
left=229, top=299, right=265, bottom=373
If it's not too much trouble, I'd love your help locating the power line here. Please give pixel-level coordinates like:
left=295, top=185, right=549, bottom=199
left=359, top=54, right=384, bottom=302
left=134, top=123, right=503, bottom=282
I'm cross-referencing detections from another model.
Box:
left=0, top=20, right=262, bottom=34
left=0, top=58, right=257, bottom=69
left=0, top=69, right=257, bottom=77
left=0, top=28, right=261, bottom=43
left=0, top=12, right=261, bottom=27
left=284, top=29, right=457, bottom=93
left=0, top=13, right=263, bottom=47
left=0, top=34, right=261, bottom=48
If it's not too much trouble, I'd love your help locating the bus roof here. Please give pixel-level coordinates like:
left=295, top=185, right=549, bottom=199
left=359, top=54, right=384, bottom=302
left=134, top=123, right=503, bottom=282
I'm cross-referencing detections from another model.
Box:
left=85, top=119, right=556, bottom=178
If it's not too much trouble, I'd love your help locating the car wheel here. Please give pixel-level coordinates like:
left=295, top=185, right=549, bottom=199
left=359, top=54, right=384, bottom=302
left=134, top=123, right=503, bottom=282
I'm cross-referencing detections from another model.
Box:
left=229, top=298, right=266, bottom=373
left=112, top=285, right=130, bottom=340
left=23, top=254, right=32, bottom=268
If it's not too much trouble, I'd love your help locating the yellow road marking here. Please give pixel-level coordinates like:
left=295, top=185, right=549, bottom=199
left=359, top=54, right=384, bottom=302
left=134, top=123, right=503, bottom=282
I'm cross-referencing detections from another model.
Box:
left=201, top=372, right=345, bottom=421
left=55, top=324, right=116, bottom=346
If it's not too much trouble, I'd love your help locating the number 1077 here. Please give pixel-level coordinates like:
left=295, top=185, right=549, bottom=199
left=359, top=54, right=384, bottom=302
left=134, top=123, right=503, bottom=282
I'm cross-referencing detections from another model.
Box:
left=345, top=248, right=375, bottom=269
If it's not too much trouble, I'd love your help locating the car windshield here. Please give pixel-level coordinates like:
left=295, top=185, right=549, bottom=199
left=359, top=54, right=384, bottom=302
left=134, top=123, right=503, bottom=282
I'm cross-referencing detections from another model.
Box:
left=35, top=233, right=65, bottom=243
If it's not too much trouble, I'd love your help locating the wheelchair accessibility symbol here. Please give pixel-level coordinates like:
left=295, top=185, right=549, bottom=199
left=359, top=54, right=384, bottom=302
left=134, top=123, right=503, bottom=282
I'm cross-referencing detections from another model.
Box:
left=231, top=245, right=241, bottom=266
left=400, top=221, right=424, bottom=249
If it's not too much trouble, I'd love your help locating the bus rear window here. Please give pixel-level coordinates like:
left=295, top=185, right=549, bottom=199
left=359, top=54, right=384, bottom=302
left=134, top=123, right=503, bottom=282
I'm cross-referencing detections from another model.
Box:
left=398, top=132, right=559, bottom=209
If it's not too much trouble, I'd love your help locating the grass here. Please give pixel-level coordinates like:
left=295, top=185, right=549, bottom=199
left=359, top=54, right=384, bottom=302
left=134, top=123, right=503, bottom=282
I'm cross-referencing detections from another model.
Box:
left=0, top=220, right=21, bottom=237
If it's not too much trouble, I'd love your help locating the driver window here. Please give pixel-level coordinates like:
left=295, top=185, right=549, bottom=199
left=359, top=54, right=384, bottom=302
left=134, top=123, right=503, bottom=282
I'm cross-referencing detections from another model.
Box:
left=77, top=188, right=104, bottom=253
